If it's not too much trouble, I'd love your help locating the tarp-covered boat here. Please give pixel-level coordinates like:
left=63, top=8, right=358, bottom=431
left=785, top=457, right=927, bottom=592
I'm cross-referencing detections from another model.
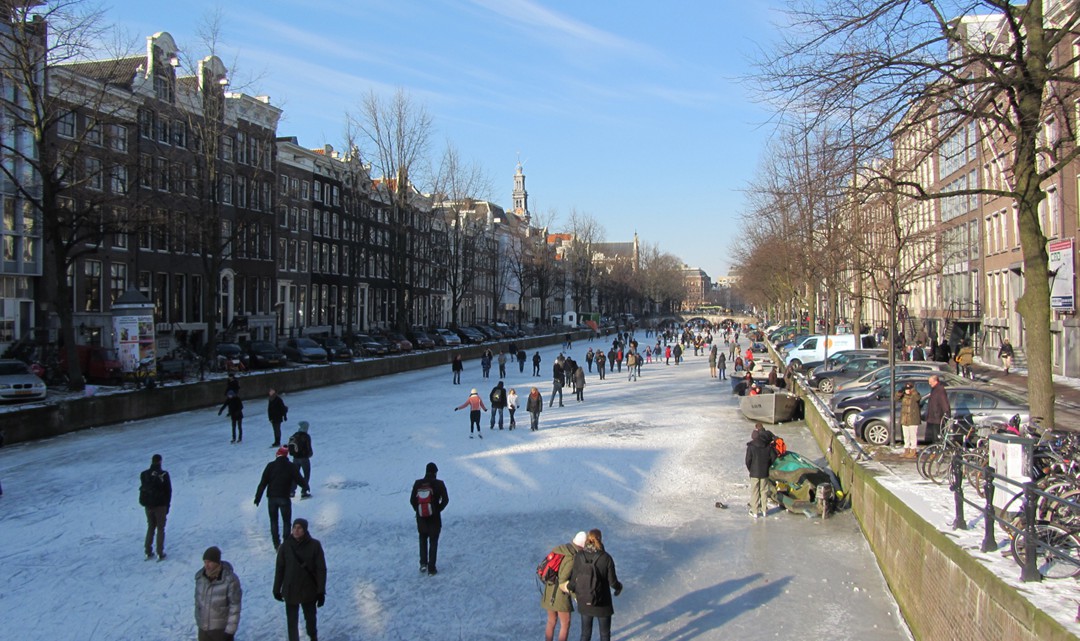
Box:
left=768, top=452, right=841, bottom=518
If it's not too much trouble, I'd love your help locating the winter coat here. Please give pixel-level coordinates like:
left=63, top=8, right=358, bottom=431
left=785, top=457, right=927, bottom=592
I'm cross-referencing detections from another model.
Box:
left=568, top=545, right=621, bottom=617
left=490, top=384, right=508, bottom=408
left=956, top=346, right=975, bottom=366
left=410, top=473, right=449, bottom=531
left=268, top=395, right=288, bottom=423
left=218, top=396, right=243, bottom=419
left=533, top=353, right=541, bottom=366
left=274, top=533, right=327, bottom=605
left=574, top=367, right=586, bottom=389
left=451, top=358, right=464, bottom=373
left=527, top=392, right=543, bottom=414
left=254, top=456, right=307, bottom=502
left=595, top=352, right=606, bottom=367
left=926, top=384, right=950, bottom=431
left=288, top=431, right=313, bottom=458
left=456, top=394, right=487, bottom=411
left=552, top=363, right=564, bottom=387
left=139, top=463, right=172, bottom=509
left=998, top=343, right=1014, bottom=358
left=896, top=389, right=922, bottom=426
left=507, top=390, right=518, bottom=411
left=541, top=542, right=578, bottom=613
left=745, top=430, right=777, bottom=479
left=497, top=352, right=507, bottom=366
left=194, top=561, right=242, bottom=634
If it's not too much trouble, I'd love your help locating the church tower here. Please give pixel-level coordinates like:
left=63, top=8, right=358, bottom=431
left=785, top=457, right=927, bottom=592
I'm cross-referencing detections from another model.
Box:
left=512, top=161, right=529, bottom=224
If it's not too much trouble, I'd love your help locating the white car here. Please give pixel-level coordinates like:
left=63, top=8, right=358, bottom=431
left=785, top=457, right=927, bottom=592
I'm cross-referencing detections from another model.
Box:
left=0, top=359, right=47, bottom=402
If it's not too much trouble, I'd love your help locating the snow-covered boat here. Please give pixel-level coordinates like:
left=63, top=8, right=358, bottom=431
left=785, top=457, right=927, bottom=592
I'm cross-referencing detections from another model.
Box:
left=738, top=385, right=802, bottom=423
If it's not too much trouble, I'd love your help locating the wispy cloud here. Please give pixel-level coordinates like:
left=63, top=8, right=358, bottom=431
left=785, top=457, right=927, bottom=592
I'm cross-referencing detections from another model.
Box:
left=462, top=0, right=662, bottom=62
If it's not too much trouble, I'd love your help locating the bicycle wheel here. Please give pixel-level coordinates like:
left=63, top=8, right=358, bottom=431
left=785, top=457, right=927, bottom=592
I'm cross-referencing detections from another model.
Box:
left=1010, top=522, right=1080, bottom=579
left=961, top=451, right=988, bottom=497
left=926, top=447, right=957, bottom=485
left=917, top=445, right=944, bottom=480
left=1047, top=489, right=1080, bottom=531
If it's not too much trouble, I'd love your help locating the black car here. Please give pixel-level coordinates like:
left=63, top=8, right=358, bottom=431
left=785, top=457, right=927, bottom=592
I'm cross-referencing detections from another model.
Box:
left=407, top=330, right=436, bottom=350
left=454, top=327, right=485, bottom=344
left=852, top=387, right=1030, bottom=446
left=315, top=336, right=354, bottom=361
left=351, top=333, right=388, bottom=357
left=244, top=341, right=287, bottom=368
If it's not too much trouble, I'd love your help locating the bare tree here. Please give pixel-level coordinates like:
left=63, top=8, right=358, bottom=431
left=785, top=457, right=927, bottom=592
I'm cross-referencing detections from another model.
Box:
left=563, top=209, right=604, bottom=315
left=758, top=0, right=1080, bottom=424
left=428, top=142, right=492, bottom=327
left=347, top=89, right=432, bottom=332
left=638, top=243, right=686, bottom=314
left=0, top=1, right=137, bottom=389
left=508, top=209, right=560, bottom=326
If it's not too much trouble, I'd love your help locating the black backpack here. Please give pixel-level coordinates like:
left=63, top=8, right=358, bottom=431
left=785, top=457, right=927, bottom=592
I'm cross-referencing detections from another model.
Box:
left=573, top=552, right=604, bottom=607
left=139, top=469, right=167, bottom=507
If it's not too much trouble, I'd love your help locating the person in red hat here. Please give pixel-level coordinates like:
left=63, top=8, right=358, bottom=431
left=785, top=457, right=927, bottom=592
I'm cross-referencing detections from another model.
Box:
left=254, top=447, right=308, bottom=548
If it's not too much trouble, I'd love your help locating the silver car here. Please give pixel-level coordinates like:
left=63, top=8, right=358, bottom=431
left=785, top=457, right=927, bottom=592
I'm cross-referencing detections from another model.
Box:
left=0, top=359, right=47, bottom=402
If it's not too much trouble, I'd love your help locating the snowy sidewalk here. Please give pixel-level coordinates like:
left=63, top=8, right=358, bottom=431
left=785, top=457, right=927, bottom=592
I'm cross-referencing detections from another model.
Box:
left=0, top=339, right=909, bottom=641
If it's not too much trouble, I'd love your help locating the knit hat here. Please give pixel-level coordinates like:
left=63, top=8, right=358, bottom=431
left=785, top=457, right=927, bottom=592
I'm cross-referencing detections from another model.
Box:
left=470, top=388, right=478, bottom=395
left=202, top=546, right=221, bottom=563
left=293, top=518, right=308, bottom=532
left=298, top=421, right=309, bottom=432
left=426, top=462, right=438, bottom=475
left=573, top=531, right=587, bottom=547
left=276, top=446, right=290, bottom=457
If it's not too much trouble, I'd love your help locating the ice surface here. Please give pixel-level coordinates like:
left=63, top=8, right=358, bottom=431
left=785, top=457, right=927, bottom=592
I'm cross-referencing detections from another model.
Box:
left=0, top=339, right=912, bottom=640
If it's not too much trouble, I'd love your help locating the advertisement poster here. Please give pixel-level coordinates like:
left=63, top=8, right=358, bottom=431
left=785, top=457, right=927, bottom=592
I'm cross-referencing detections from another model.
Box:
left=1048, top=238, right=1075, bottom=312
left=113, top=314, right=156, bottom=374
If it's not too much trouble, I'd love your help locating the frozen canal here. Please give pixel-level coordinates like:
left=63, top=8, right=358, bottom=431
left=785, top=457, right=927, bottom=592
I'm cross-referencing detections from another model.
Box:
left=1, top=337, right=911, bottom=640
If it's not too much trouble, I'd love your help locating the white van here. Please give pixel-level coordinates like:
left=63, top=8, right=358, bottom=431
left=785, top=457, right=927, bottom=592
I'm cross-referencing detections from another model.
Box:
left=784, top=334, right=874, bottom=368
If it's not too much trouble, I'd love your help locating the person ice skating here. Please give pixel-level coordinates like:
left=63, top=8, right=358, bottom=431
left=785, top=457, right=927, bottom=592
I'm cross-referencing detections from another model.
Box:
left=517, top=348, right=527, bottom=373
left=708, top=345, right=718, bottom=378
left=254, top=447, right=309, bottom=548
left=998, top=338, right=1014, bottom=375
left=267, top=389, right=288, bottom=448
left=194, top=546, right=242, bottom=641
left=542, top=531, right=586, bottom=641
left=481, top=349, right=493, bottom=379
left=455, top=389, right=488, bottom=438
left=745, top=423, right=777, bottom=518
left=586, top=348, right=594, bottom=372
left=533, top=351, right=542, bottom=376
left=896, top=382, right=921, bottom=458
left=595, top=350, right=606, bottom=380
left=527, top=387, right=544, bottom=431
left=507, top=388, right=519, bottom=429
left=410, top=462, right=449, bottom=575
left=490, top=381, right=508, bottom=429
left=225, top=373, right=240, bottom=399
left=664, top=345, right=672, bottom=365
left=139, top=453, right=172, bottom=561
left=550, top=361, right=565, bottom=408
left=287, top=422, right=314, bottom=498
left=717, top=352, right=727, bottom=380
left=498, top=350, right=508, bottom=378
left=451, top=355, right=463, bottom=385
left=568, top=529, right=622, bottom=641
left=274, top=518, right=326, bottom=641
left=218, top=391, right=244, bottom=443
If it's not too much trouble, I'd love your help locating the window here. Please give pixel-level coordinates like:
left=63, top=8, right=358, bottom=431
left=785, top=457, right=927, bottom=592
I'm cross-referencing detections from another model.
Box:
left=299, top=241, right=308, bottom=271
left=221, top=135, right=233, bottom=161
left=236, top=132, right=247, bottom=164
left=156, top=157, right=169, bottom=191
left=301, top=181, right=309, bottom=200
left=139, top=154, right=152, bottom=188
left=290, top=206, right=298, bottom=231
left=280, top=175, right=289, bottom=195
left=301, top=209, right=309, bottom=231
left=58, top=111, right=76, bottom=138
left=332, top=185, right=340, bottom=206
left=85, top=118, right=101, bottom=146
left=312, top=210, right=321, bottom=236
left=313, top=180, right=322, bottom=203
left=221, top=175, right=233, bottom=204
left=290, top=178, right=299, bottom=197
left=111, top=165, right=128, bottom=194
left=110, top=263, right=127, bottom=303
left=289, top=239, right=297, bottom=270
left=173, top=120, right=187, bottom=148
left=138, top=109, right=153, bottom=139
left=86, top=157, right=102, bottom=190
left=237, top=175, right=247, bottom=208
left=110, top=124, right=128, bottom=152
left=278, top=237, right=287, bottom=270
left=156, top=117, right=169, bottom=144
left=154, top=73, right=173, bottom=102
left=311, top=241, right=320, bottom=272
left=113, top=207, right=128, bottom=249
left=262, top=182, right=271, bottom=212
left=83, top=259, right=102, bottom=312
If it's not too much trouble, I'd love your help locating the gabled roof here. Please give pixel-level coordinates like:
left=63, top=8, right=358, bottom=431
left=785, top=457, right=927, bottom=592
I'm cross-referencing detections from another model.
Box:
left=58, top=56, right=143, bottom=88
left=594, top=241, right=635, bottom=257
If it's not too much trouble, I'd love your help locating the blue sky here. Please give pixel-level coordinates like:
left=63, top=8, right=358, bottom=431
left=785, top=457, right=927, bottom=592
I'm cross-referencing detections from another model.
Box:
left=105, top=0, right=782, bottom=279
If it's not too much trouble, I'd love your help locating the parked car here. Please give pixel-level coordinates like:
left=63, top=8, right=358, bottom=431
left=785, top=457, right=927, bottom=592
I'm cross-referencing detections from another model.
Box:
left=386, top=332, right=414, bottom=352
left=833, top=362, right=946, bottom=393
left=406, top=330, right=436, bottom=350
left=807, top=355, right=896, bottom=394
left=0, top=359, right=48, bottom=402
left=282, top=338, right=328, bottom=363
left=314, top=336, right=354, bottom=361
left=369, top=333, right=401, bottom=354
left=801, top=349, right=889, bottom=375
left=432, top=328, right=462, bottom=347
left=351, top=333, right=388, bottom=357
left=454, top=327, right=486, bottom=344
left=852, top=386, right=1030, bottom=445
left=215, top=342, right=250, bottom=371
left=472, top=325, right=502, bottom=340
left=829, top=366, right=976, bottom=427
left=244, top=341, right=287, bottom=368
